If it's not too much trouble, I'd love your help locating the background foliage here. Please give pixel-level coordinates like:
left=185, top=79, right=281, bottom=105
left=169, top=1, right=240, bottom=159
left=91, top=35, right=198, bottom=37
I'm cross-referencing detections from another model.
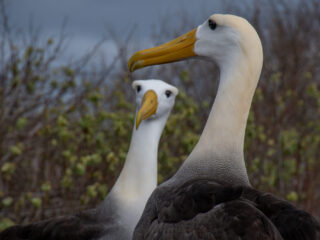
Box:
left=0, top=0, right=319, bottom=231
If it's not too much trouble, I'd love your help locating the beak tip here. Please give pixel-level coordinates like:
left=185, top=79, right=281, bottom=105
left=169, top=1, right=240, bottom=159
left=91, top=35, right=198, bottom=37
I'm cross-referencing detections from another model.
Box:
left=128, top=62, right=133, bottom=73
left=129, top=60, right=144, bottom=72
left=128, top=53, right=141, bottom=72
left=135, top=112, right=142, bottom=130
left=135, top=90, right=158, bottom=131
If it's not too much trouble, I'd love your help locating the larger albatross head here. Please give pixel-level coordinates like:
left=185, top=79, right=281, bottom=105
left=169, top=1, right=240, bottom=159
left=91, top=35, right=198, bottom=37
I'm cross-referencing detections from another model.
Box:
left=132, top=79, right=178, bottom=129
left=128, top=14, right=262, bottom=73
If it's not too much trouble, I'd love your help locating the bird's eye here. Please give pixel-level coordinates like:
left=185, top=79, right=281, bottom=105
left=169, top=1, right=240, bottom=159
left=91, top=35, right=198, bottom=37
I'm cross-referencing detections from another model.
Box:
left=165, top=90, right=172, bottom=98
left=208, top=19, right=217, bottom=30
left=136, top=85, right=141, bottom=93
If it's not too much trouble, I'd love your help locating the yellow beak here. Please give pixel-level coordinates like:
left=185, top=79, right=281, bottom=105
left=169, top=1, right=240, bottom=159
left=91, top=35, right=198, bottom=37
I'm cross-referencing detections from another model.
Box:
left=128, top=28, right=197, bottom=72
left=136, top=90, right=158, bottom=129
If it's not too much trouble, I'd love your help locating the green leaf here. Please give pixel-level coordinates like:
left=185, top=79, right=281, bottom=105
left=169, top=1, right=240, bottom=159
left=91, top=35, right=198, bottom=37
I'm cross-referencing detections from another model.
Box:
left=31, top=197, right=42, bottom=208
left=9, top=144, right=23, bottom=156
left=57, top=115, right=68, bottom=127
left=41, top=183, right=52, bottom=192
left=1, top=162, right=16, bottom=175
left=47, top=38, right=54, bottom=45
left=2, top=197, right=13, bottom=207
left=0, top=218, right=15, bottom=232
left=286, top=191, right=298, bottom=202
left=98, top=184, right=108, bottom=199
left=75, top=163, right=86, bottom=176
left=16, top=117, right=28, bottom=129
left=87, top=185, right=98, bottom=198
left=24, top=46, right=34, bottom=59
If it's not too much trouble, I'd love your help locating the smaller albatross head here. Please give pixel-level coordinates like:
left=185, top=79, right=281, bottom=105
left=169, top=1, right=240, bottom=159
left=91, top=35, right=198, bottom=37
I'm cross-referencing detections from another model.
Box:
left=132, top=80, right=178, bottom=129
left=128, top=14, right=262, bottom=72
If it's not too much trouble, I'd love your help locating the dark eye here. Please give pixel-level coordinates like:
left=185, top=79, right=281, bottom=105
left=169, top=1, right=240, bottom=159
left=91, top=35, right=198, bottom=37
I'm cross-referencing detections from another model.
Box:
left=136, top=85, right=141, bottom=92
left=165, top=90, right=172, bottom=98
left=208, top=19, right=217, bottom=30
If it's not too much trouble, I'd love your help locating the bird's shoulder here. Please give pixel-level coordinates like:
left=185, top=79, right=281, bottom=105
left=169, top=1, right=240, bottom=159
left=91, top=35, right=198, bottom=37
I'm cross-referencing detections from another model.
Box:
left=133, top=179, right=282, bottom=240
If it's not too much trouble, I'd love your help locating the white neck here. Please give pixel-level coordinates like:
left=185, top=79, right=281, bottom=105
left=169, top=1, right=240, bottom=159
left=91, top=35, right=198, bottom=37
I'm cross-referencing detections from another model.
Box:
left=106, top=111, right=170, bottom=223
left=173, top=49, right=262, bottom=186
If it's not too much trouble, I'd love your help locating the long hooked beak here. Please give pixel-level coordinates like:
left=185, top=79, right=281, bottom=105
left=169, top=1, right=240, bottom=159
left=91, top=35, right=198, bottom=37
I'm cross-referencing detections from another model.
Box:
left=128, top=28, right=197, bottom=72
left=136, top=90, right=158, bottom=129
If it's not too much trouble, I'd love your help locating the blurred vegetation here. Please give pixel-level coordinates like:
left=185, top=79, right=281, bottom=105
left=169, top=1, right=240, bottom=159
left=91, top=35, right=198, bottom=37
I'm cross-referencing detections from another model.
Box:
left=0, top=0, right=320, bottom=231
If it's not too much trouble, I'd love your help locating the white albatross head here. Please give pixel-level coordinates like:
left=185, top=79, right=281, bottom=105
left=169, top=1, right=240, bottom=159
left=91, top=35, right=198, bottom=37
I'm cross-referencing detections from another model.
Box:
left=128, top=14, right=262, bottom=74
left=132, top=79, right=178, bottom=129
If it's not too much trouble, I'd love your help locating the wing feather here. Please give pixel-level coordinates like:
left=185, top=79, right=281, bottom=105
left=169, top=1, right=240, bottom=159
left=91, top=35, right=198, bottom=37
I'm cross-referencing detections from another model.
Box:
left=133, top=179, right=320, bottom=240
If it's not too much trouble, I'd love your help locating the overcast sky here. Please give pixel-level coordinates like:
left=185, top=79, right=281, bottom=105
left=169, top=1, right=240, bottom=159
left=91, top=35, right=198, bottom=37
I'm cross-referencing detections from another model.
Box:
left=7, top=0, right=227, bottom=62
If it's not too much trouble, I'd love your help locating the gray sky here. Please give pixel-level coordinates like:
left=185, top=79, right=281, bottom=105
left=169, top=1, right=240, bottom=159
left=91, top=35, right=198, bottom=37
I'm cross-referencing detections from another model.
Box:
left=7, top=0, right=225, bottom=62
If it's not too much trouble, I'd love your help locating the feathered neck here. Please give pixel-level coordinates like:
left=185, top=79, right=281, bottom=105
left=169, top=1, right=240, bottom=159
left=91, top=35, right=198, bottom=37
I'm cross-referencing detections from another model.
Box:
left=105, top=109, right=169, bottom=218
left=172, top=45, right=263, bottom=186
left=109, top=111, right=169, bottom=204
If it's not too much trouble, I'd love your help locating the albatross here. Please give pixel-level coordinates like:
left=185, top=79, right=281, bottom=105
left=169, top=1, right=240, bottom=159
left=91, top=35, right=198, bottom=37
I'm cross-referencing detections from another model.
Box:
left=0, top=79, right=179, bottom=240
left=128, top=14, right=320, bottom=240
